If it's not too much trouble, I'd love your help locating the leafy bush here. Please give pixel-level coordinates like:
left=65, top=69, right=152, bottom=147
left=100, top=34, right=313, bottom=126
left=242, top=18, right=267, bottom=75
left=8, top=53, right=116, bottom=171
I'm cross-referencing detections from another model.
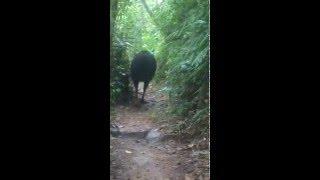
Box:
left=153, top=0, right=209, bottom=133
left=110, top=0, right=132, bottom=105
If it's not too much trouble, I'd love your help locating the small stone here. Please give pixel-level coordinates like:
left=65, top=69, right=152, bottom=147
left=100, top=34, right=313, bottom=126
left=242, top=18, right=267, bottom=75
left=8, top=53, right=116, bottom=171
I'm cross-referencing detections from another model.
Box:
left=198, top=175, right=204, bottom=180
left=185, top=174, right=194, bottom=180
left=167, top=150, right=176, bottom=155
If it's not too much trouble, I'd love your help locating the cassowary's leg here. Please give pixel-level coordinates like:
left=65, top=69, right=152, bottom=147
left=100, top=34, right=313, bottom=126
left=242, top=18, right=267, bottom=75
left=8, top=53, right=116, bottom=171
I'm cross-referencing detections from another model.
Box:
left=141, top=81, right=149, bottom=103
left=133, top=80, right=139, bottom=99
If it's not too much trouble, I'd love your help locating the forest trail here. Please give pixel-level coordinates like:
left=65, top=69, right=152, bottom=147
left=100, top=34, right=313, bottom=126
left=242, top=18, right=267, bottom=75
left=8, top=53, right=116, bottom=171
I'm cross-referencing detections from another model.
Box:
left=110, top=83, right=210, bottom=180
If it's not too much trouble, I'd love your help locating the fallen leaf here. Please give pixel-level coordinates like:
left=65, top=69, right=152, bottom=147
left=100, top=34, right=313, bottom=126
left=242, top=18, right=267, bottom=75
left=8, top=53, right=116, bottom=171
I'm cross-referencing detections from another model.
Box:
left=188, top=144, right=194, bottom=148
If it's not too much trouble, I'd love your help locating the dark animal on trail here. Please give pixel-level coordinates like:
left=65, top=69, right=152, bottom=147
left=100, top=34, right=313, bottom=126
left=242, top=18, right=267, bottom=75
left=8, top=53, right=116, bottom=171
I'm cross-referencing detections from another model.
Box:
left=130, top=51, right=157, bottom=103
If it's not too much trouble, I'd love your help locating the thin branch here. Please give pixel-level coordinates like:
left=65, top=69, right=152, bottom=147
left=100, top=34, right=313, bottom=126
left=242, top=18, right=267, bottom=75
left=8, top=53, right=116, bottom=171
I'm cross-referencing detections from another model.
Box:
left=140, top=0, right=153, bottom=18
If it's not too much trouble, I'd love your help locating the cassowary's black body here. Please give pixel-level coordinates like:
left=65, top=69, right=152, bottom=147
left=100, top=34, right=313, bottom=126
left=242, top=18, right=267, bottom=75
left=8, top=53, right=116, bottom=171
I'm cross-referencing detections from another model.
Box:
left=130, top=51, right=156, bottom=103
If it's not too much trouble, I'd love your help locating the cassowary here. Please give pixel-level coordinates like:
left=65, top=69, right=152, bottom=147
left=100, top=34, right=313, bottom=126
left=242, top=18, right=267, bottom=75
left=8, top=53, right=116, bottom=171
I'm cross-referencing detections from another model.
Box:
left=130, top=51, right=157, bottom=103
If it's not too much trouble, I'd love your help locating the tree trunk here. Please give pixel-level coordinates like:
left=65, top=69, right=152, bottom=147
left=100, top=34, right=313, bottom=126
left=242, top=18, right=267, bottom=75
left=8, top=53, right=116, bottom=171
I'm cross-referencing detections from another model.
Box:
left=140, top=0, right=167, bottom=36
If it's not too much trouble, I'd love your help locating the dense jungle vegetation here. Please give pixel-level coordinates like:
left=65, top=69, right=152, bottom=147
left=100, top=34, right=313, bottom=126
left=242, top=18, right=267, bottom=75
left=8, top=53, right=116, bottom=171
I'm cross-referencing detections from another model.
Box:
left=110, top=0, right=209, bottom=136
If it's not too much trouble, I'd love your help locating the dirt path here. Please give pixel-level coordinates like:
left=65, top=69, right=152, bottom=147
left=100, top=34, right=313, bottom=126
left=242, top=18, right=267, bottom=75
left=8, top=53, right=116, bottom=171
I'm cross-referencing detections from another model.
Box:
left=110, top=83, right=210, bottom=180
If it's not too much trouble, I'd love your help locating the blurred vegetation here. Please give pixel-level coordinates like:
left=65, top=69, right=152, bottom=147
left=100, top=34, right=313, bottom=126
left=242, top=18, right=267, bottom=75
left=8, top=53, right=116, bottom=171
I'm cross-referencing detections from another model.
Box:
left=110, top=0, right=209, bottom=136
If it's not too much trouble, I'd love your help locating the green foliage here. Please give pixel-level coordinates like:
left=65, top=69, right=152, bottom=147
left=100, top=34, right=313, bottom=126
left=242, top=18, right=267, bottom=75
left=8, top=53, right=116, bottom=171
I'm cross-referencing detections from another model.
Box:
left=153, top=0, right=209, bottom=133
left=110, top=0, right=132, bottom=105
left=115, top=0, right=162, bottom=59
left=110, top=0, right=209, bottom=135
